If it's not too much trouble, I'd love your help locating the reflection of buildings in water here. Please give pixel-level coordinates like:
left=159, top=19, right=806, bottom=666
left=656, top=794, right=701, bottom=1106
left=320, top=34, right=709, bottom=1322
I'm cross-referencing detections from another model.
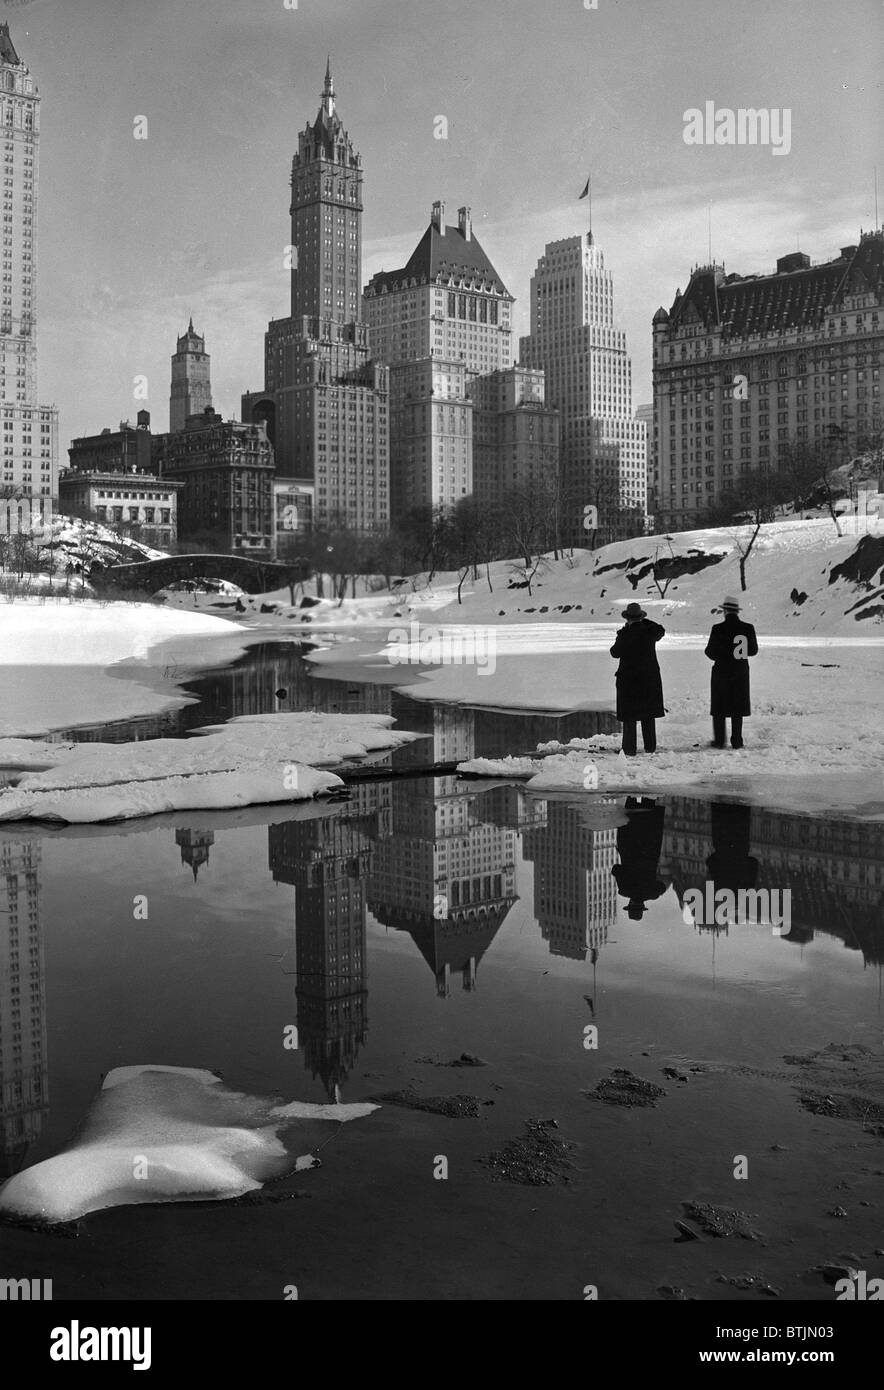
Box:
left=471, top=783, right=548, bottom=835
left=368, top=703, right=518, bottom=995
left=523, top=801, right=618, bottom=959
left=471, top=707, right=619, bottom=759
left=268, top=790, right=390, bottom=1097
left=664, top=797, right=884, bottom=962
left=50, top=642, right=395, bottom=744
left=0, top=840, right=48, bottom=1179
left=175, top=827, right=215, bottom=880
left=192, top=643, right=395, bottom=725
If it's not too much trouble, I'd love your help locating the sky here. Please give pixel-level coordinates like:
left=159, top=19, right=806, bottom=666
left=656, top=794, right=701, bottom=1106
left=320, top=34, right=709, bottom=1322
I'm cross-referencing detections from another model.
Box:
left=7, top=0, right=882, bottom=443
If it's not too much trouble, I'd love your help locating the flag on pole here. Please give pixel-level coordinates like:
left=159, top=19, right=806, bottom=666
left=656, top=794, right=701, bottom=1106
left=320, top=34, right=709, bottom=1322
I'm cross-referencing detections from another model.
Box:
left=579, top=178, right=590, bottom=199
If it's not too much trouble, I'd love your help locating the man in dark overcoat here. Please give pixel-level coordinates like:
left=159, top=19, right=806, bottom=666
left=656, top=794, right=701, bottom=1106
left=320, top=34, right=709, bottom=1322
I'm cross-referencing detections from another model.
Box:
left=609, top=602, right=666, bottom=755
left=704, top=596, right=758, bottom=748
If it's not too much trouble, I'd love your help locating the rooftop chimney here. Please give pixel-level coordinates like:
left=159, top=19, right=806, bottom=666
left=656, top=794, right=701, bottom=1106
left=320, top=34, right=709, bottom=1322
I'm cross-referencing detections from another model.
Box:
left=458, top=205, right=472, bottom=241
left=840, top=245, right=858, bottom=259
left=431, top=199, right=445, bottom=232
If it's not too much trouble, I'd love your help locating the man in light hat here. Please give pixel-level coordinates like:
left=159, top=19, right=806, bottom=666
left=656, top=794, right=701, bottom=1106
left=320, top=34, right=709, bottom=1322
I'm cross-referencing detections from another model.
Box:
left=609, top=602, right=666, bottom=756
left=704, top=597, right=758, bottom=748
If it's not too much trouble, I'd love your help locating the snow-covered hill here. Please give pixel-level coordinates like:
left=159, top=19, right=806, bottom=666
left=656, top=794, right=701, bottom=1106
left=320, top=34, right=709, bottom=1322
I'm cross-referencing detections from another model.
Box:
left=398, top=518, right=884, bottom=636
left=166, top=518, right=883, bottom=638
left=31, top=514, right=170, bottom=568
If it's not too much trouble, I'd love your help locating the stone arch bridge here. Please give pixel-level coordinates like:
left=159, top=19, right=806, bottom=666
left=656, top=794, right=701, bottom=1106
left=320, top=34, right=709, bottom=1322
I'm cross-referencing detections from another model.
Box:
left=89, top=552, right=311, bottom=596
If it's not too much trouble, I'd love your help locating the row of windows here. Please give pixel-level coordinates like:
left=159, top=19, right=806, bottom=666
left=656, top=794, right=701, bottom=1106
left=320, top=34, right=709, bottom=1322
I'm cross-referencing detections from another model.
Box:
left=447, top=293, right=500, bottom=324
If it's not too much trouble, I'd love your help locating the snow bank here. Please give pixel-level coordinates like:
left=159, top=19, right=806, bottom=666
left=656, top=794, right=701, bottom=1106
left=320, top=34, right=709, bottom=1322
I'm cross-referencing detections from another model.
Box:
left=33, top=513, right=169, bottom=564
left=458, top=707, right=884, bottom=815
left=0, top=712, right=421, bottom=823
left=301, top=520, right=884, bottom=639
left=0, top=1065, right=379, bottom=1225
left=0, top=596, right=239, bottom=667
left=0, top=597, right=249, bottom=737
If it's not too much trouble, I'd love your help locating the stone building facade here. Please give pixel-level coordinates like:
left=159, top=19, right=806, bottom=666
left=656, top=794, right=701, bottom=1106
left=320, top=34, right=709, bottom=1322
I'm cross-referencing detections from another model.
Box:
left=651, top=230, right=884, bottom=527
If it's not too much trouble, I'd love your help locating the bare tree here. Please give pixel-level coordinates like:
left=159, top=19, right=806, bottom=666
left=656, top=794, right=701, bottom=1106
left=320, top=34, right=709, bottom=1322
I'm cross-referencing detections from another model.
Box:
left=707, top=465, right=787, bottom=590
left=649, top=536, right=677, bottom=599
left=449, top=496, right=503, bottom=603
left=499, top=484, right=544, bottom=569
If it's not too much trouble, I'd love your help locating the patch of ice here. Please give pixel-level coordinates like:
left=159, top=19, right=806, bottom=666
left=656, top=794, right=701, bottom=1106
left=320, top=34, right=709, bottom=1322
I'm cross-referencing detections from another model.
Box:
left=0, top=712, right=421, bottom=823
left=0, top=1065, right=379, bottom=1225
left=457, top=755, right=540, bottom=778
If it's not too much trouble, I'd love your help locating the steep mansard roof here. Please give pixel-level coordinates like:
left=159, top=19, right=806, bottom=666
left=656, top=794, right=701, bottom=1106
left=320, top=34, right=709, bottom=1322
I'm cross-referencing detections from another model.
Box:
left=366, top=222, right=511, bottom=297
left=0, top=23, right=20, bottom=66
left=663, top=232, right=883, bottom=338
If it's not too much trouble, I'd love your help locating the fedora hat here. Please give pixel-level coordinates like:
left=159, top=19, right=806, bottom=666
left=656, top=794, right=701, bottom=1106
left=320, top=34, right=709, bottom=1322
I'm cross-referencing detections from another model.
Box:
left=721, top=596, right=741, bottom=611
left=621, top=602, right=647, bottom=620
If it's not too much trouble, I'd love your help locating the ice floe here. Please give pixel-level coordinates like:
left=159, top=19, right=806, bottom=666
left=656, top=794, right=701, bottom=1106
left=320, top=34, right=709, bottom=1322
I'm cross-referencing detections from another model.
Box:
left=0, top=712, right=422, bottom=823
left=0, top=1065, right=379, bottom=1225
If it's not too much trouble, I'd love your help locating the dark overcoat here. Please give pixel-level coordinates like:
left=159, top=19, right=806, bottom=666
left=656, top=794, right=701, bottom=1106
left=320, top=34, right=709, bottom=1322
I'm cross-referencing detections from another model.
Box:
left=704, top=614, right=758, bottom=716
left=609, top=619, right=666, bottom=721
left=611, top=802, right=667, bottom=904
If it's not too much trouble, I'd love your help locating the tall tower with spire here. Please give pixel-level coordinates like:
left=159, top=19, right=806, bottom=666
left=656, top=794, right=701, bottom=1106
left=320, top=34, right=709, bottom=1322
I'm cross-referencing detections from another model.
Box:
left=169, top=319, right=212, bottom=432
left=288, top=57, right=363, bottom=324
left=242, top=61, right=389, bottom=531
left=0, top=24, right=59, bottom=537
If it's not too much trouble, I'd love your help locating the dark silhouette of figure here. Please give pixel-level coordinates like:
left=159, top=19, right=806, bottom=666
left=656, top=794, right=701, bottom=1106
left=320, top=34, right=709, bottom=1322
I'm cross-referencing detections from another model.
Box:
left=609, top=603, right=665, bottom=756
left=611, top=796, right=667, bottom=920
left=704, top=597, right=758, bottom=748
left=706, top=802, right=759, bottom=899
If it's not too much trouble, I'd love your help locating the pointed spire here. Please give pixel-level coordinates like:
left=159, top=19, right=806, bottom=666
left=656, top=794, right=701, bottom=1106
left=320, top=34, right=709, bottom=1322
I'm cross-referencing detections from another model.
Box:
left=321, top=55, right=335, bottom=116
left=188, top=316, right=194, bottom=335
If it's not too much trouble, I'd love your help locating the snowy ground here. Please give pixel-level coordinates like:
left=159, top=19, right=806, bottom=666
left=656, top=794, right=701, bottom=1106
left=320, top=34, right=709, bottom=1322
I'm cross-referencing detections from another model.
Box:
left=295, top=521, right=884, bottom=817
left=33, top=514, right=170, bottom=564
left=0, top=522, right=881, bottom=820
left=166, top=517, right=884, bottom=637
left=0, top=597, right=250, bottom=737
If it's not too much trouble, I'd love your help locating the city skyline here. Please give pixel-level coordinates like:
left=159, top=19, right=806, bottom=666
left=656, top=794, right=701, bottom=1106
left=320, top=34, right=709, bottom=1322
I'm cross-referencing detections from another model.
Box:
left=11, top=0, right=878, bottom=444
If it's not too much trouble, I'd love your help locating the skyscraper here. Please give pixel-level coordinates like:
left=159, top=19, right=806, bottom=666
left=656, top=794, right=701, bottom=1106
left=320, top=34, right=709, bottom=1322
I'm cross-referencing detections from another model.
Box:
left=0, top=839, right=48, bottom=1179
left=0, top=24, right=58, bottom=536
left=364, top=200, right=558, bottom=516
left=169, top=319, right=213, bottom=432
left=367, top=701, right=518, bottom=996
left=520, top=231, right=647, bottom=544
left=522, top=802, right=617, bottom=960
left=242, top=61, right=389, bottom=531
left=364, top=202, right=514, bottom=374
left=268, top=811, right=374, bottom=1099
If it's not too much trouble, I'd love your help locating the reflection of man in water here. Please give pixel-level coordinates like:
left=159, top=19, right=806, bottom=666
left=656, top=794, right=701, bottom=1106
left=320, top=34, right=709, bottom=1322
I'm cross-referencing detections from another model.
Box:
left=611, top=797, right=667, bottom=920
left=705, top=803, right=759, bottom=922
